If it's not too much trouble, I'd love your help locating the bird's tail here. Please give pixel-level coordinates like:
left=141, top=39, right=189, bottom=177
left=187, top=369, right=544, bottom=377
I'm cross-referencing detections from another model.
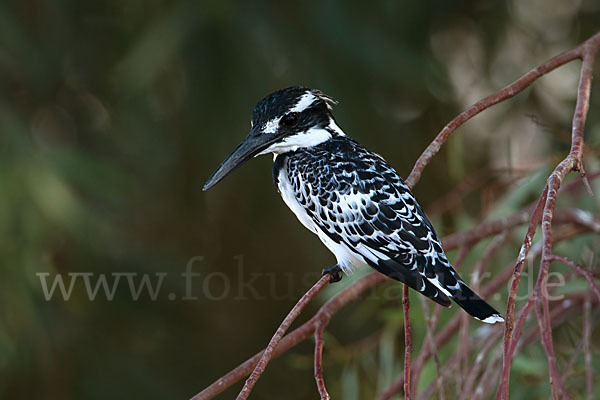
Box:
left=449, top=282, right=504, bottom=324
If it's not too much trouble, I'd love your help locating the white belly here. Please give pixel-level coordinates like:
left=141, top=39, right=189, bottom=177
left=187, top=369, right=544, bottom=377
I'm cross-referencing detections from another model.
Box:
left=276, top=167, right=366, bottom=274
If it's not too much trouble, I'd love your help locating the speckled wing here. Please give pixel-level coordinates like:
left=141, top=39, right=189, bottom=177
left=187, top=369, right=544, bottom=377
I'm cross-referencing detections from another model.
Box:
left=285, top=139, right=462, bottom=307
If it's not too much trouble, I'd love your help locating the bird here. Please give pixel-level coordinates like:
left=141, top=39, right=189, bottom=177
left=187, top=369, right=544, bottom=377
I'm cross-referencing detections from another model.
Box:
left=203, top=86, right=504, bottom=324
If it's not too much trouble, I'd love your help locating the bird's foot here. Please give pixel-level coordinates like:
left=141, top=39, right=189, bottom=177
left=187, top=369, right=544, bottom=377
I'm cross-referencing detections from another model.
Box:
left=322, top=265, right=343, bottom=283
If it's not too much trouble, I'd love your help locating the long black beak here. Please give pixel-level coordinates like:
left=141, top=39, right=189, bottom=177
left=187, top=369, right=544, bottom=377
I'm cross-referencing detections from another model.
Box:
left=203, top=127, right=272, bottom=191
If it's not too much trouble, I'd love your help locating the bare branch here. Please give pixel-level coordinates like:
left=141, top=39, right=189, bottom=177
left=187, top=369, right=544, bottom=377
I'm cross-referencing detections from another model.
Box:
left=380, top=225, right=593, bottom=400
left=236, top=274, right=332, bottom=400
left=191, top=272, right=388, bottom=400
left=314, top=322, right=330, bottom=400
left=405, top=32, right=600, bottom=188
left=527, top=32, right=598, bottom=400
left=497, top=186, right=547, bottom=399
left=496, top=31, right=600, bottom=400
left=548, top=254, right=600, bottom=302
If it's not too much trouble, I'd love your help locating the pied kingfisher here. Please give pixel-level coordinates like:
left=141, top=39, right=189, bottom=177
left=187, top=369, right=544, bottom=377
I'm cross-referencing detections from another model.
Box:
left=203, top=87, right=503, bottom=324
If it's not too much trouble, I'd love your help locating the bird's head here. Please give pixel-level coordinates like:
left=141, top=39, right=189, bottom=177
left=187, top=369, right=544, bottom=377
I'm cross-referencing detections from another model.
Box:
left=203, top=86, right=343, bottom=191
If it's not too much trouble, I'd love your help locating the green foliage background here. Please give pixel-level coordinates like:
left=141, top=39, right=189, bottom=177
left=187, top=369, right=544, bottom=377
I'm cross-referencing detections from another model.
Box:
left=1, top=1, right=599, bottom=399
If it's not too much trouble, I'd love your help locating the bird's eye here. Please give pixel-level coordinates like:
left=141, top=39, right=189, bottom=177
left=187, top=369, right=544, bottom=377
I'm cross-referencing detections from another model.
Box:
left=280, top=112, right=299, bottom=127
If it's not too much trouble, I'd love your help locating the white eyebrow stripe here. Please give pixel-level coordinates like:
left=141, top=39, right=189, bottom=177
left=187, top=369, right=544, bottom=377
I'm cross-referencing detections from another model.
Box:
left=257, top=127, right=332, bottom=156
left=290, top=92, right=317, bottom=113
left=263, top=117, right=281, bottom=133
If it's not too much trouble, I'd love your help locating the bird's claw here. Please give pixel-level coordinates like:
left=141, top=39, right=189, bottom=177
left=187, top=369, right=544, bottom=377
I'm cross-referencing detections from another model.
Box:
left=322, top=265, right=343, bottom=283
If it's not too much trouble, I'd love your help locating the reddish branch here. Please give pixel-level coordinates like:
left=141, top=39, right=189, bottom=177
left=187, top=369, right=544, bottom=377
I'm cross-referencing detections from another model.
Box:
left=549, top=254, right=600, bottom=301
left=461, top=329, right=504, bottom=397
left=442, top=207, right=598, bottom=251
left=313, top=322, right=329, bottom=400
left=496, top=226, right=593, bottom=396
left=191, top=272, right=388, bottom=400
left=192, top=210, right=597, bottom=400
left=417, top=289, right=445, bottom=399
left=405, top=32, right=600, bottom=188
left=418, top=328, right=504, bottom=400
left=535, top=45, right=593, bottom=400
left=497, top=31, right=600, bottom=400
left=409, top=244, right=473, bottom=395
left=379, top=262, right=517, bottom=399
left=496, top=187, right=548, bottom=398
left=192, top=32, right=600, bottom=400
left=377, top=224, right=595, bottom=400
left=236, top=274, right=331, bottom=399
left=418, top=291, right=599, bottom=400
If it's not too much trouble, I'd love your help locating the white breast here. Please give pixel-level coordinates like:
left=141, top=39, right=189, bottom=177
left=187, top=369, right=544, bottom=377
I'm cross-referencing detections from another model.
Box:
left=276, top=166, right=366, bottom=274
left=276, top=167, right=318, bottom=233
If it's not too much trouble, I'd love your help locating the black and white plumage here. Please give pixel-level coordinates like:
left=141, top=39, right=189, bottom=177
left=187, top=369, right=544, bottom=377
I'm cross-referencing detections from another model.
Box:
left=204, top=87, right=504, bottom=324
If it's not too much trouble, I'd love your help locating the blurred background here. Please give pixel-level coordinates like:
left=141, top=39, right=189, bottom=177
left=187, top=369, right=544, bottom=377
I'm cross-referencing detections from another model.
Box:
left=1, top=1, right=599, bottom=399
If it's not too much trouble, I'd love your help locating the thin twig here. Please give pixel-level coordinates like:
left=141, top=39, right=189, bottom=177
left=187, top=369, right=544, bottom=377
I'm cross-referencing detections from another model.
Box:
left=529, top=33, right=598, bottom=400
left=559, top=170, right=600, bottom=194
left=379, top=262, right=515, bottom=400
left=496, top=31, right=600, bottom=400
left=457, top=232, right=508, bottom=394
left=380, top=225, right=593, bottom=400
left=442, top=206, right=599, bottom=252
left=422, top=290, right=598, bottom=400
left=533, top=289, right=569, bottom=400
left=405, top=33, right=600, bottom=188
left=416, top=296, right=444, bottom=400
left=497, top=187, right=547, bottom=399
left=501, top=226, right=590, bottom=383
left=192, top=272, right=388, bottom=400
left=194, top=213, right=599, bottom=400
left=548, top=254, right=600, bottom=302
left=443, top=209, right=532, bottom=251
left=560, top=307, right=600, bottom=385
left=236, top=274, right=332, bottom=400
left=416, top=326, right=504, bottom=400
left=314, top=322, right=330, bottom=400
left=410, top=244, right=472, bottom=394
left=462, top=331, right=504, bottom=397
